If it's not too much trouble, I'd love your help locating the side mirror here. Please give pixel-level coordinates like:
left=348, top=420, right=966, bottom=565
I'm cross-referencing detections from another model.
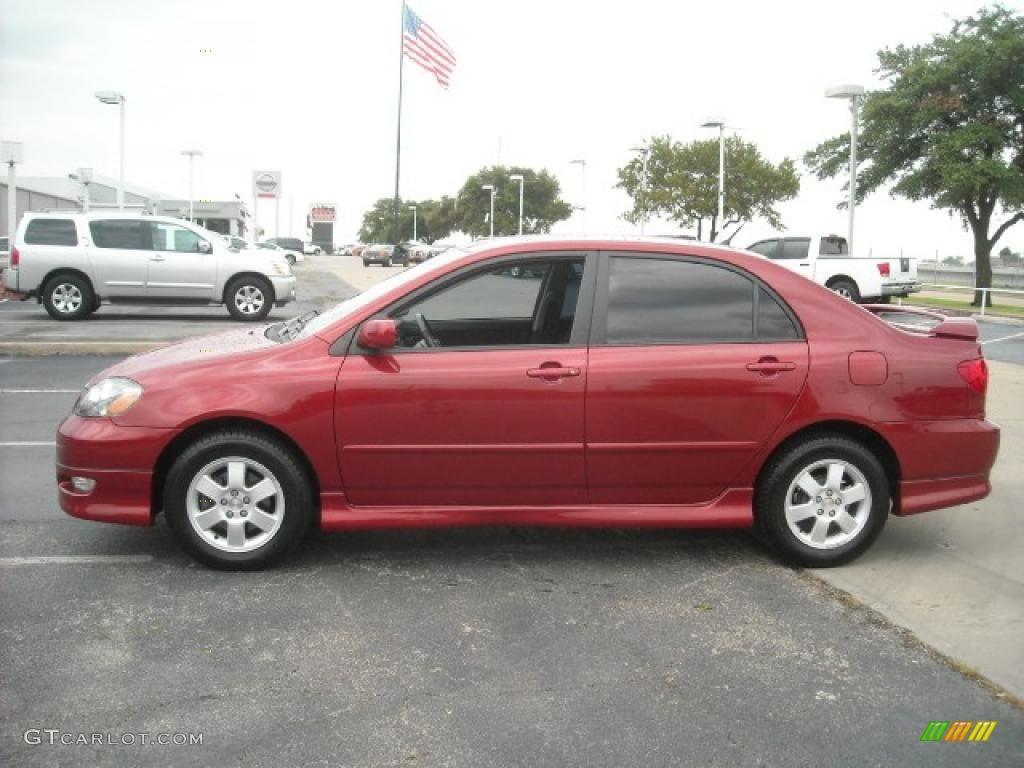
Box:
left=357, top=319, right=397, bottom=350
left=198, top=240, right=213, bottom=254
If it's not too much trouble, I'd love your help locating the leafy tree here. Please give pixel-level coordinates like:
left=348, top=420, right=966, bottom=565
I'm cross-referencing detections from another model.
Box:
left=942, top=255, right=965, bottom=266
left=454, top=166, right=572, bottom=238
left=357, top=196, right=458, bottom=244
left=617, top=136, right=800, bottom=242
left=997, top=245, right=1021, bottom=264
left=804, top=5, right=1024, bottom=306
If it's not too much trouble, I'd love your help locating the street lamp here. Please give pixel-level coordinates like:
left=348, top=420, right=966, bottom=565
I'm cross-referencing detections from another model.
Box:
left=825, top=84, right=865, bottom=253
left=95, top=91, right=127, bottom=210
left=2, top=141, right=24, bottom=239
left=569, top=159, right=586, bottom=234
left=408, top=204, right=417, bottom=241
left=700, top=119, right=726, bottom=240
left=629, top=145, right=651, bottom=235
left=181, top=150, right=203, bottom=221
left=509, top=174, right=524, bottom=236
left=481, top=184, right=496, bottom=238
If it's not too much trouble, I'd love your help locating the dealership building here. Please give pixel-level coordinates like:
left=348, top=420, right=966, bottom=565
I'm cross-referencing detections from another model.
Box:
left=0, top=174, right=250, bottom=238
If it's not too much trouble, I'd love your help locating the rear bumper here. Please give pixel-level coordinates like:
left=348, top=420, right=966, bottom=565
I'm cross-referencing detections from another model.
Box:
left=881, top=418, right=1000, bottom=515
left=57, top=415, right=177, bottom=526
left=881, top=281, right=921, bottom=296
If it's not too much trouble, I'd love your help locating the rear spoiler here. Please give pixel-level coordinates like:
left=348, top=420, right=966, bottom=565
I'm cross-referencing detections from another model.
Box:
left=861, top=304, right=979, bottom=341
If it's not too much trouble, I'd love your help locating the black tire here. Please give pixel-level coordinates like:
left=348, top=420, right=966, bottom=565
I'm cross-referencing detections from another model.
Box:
left=225, top=275, right=273, bottom=321
left=42, top=273, right=94, bottom=321
left=828, top=279, right=861, bottom=303
left=756, top=435, right=889, bottom=568
left=383, top=257, right=392, bottom=267
left=164, top=430, right=312, bottom=570
left=286, top=254, right=296, bottom=266
left=363, top=260, right=370, bottom=267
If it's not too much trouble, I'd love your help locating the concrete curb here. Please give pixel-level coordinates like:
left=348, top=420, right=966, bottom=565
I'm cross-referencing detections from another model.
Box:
left=0, top=341, right=165, bottom=356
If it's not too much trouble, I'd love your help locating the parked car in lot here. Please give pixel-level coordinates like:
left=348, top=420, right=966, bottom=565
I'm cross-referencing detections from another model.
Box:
left=746, top=234, right=921, bottom=302
left=6, top=212, right=296, bottom=321
left=56, top=237, right=998, bottom=570
left=256, top=240, right=304, bottom=265
left=267, top=237, right=320, bottom=257
left=221, top=234, right=254, bottom=252
left=362, top=243, right=408, bottom=267
left=0, top=236, right=9, bottom=270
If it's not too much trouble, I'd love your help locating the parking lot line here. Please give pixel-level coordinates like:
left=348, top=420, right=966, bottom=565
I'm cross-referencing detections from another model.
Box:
left=0, top=555, right=154, bottom=567
left=981, top=330, right=1024, bottom=346
left=0, top=441, right=57, bottom=446
left=0, top=389, right=79, bottom=393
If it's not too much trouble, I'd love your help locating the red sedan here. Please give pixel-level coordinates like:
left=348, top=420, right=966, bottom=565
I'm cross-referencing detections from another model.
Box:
left=57, top=239, right=999, bottom=570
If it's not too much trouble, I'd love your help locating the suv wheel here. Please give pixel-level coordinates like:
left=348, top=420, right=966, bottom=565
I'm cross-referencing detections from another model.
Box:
left=756, top=435, right=889, bottom=567
left=164, top=431, right=312, bottom=570
left=829, top=279, right=861, bottom=303
left=42, top=274, right=94, bottom=321
left=225, top=276, right=273, bottom=321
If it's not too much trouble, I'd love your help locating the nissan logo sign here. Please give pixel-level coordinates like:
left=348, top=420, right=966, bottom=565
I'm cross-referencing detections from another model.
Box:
left=255, top=174, right=277, bottom=193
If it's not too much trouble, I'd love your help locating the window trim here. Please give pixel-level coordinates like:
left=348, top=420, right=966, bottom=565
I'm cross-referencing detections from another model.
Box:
left=590, top=251, right=805, bottom=347
left=350, top=251, right=598, bottom=356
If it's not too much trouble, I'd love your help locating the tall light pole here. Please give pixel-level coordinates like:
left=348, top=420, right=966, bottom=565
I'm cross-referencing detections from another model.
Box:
left=181, top=150, right=203, bottom=221
left=2, top=142, right=23, bottom=240
left=629, top=145, right=651, bottom=235
left=509, top=174, right=524, bottom=236
left=95, top=91, right=127, bottom=210
left=76, top=167, right=94, bottom=212
left=701, top=120, right=726, bottom=240
left=408, top=204, right=417, bottom=241
left=826, top=84, right=865, bottom=253
left=569, top=159, right=586, bottom=234
left=481, top=184, right=496, bottom=238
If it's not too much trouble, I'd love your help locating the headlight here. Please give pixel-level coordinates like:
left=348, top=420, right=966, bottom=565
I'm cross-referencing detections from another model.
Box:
left=74, top=377, right=144, bottom=418
left=270, top=259, right=291, bottom=276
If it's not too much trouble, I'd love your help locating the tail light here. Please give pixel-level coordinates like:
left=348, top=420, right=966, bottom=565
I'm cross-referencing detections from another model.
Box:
left=958, top=358, right=988, bottom=395
left=877, top=262, right=891, bottom=277
left=10, top=247, right=18, bottom=267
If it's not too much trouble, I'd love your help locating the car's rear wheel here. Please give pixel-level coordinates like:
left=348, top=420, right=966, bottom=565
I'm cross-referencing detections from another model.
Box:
left=225, top=276, right=273, bottom=321
left=164, top=431, right=312, bottom=570
left=828, top=278, right=861, bottom=303
left=42, top=273, right=95, bottom=321
left=756, top=435, right=889, bottom=567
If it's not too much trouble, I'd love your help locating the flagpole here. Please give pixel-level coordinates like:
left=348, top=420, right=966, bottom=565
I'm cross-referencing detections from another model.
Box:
left=392, top=1, right=405, bottom=246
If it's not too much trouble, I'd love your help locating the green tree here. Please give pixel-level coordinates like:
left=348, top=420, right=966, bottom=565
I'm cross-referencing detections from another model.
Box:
left=454, top=166, right=572, bottom=238
left=998, top=245, right=1021, bottom=264
left=617, top=136, right=800, bottom=242
left=804, top=6, right=1024, bottom=306
left=357, top=196, right=458, bottom=244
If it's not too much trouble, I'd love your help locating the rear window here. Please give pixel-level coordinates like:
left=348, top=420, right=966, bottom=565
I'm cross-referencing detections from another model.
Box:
left=24, top=218, right=77, bottom=246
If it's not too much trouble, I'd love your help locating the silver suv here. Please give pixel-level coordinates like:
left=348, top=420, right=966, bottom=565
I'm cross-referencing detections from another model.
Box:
left=6, top=213, right=296, bottom=321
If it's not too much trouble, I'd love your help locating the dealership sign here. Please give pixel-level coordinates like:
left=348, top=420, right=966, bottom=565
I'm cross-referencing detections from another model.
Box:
left=252, top=170, right=282, bottom=199
left=310, top=204, right=336, bottom=223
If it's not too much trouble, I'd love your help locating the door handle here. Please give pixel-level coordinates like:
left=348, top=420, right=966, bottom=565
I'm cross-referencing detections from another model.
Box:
left=526, top=365, right=581, bottom=380
left=150, top=254, right=166, bottom=262
left=799, top=262, right=810, bottom=267
left=746, top=357, right=796, bottom=375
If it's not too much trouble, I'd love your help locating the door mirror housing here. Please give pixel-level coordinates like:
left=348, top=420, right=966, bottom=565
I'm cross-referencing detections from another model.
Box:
left=198, top=240, right=213, bottom=254
left=358, top=319, right=397, bottom=350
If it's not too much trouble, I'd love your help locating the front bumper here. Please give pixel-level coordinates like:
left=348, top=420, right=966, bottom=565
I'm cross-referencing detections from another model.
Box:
left=882, top=281, right=922, bottom=296
left=269, top=274, right=297, bottom=305
left=57, top=415, right=177, bottom=526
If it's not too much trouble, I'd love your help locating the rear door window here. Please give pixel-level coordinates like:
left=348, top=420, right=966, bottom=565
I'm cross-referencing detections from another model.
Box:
left=747, top=240, right=779, bottom=258
left=89, top=220, right=151, bottom=250
left=779, top=238, right=811, bottom=259
left=24, top=218, right=78, bottom=246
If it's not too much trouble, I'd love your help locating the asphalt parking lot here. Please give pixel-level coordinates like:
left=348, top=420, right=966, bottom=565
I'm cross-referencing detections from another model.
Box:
left=1, top=257, right=1023, bottom=766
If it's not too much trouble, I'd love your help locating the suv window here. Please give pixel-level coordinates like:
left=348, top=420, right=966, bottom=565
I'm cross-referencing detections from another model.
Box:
left=819, top=236, right=849, bottom=255
left=89, top=220, right=151, bottom=250
left=389, top=258, right=585, bottom=349
left=24, top=218, right=77, bottom=246
left=151, top=221, right=204, bottom=252
left=274, top=238, right=303, bottom=250
left=605, top=257, right=754, bottom=344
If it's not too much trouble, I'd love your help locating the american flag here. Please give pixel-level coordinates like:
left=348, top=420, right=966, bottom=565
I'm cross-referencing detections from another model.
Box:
left=403, top=4, right=456, bottom=89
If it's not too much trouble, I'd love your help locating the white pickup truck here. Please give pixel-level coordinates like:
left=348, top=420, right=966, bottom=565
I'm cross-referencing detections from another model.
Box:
left=745, top=234, right=920, bottom=303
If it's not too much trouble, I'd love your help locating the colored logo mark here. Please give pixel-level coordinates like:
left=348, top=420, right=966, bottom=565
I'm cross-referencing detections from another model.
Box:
left=920, top=721, right=997, bottom=742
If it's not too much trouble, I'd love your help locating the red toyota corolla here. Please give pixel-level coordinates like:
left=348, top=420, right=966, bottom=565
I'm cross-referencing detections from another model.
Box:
left=57, top=239, right=999, bottom=570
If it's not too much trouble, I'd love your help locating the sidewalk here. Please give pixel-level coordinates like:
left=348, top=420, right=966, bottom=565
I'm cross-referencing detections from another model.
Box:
left=813, top=360, right=1024, bottom=699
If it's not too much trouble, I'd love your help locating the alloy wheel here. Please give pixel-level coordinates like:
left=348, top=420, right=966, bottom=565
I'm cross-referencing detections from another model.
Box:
left=186, top=457, right=284, bottom=553
left=783, top=459, right=872, bottom=550
left=234, top=285, right=265, bottom=315
left=52, top=283, right=83, bottom=314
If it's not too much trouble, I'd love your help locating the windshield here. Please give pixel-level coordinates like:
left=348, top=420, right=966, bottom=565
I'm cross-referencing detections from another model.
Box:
left=298, top=247, right=469, bottom=338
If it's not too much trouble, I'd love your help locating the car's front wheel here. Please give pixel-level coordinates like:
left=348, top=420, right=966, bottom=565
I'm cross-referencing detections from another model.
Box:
left=164, top=431, right=312, bottom=570
left=225, top=276, right=273, bottom=321
left=756, top=435, right=889, bottom=567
